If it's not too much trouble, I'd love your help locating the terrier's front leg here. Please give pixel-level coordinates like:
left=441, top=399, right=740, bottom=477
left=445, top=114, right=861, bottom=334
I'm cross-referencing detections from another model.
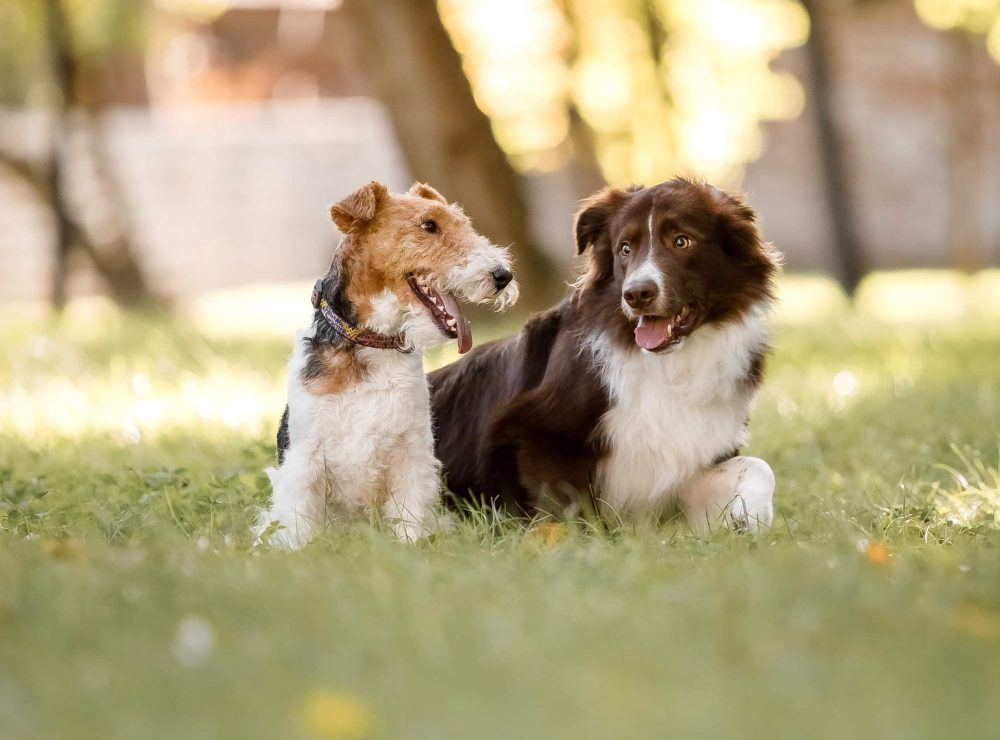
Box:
left=381, top=432, right=439, bottom=542
left=254, top=447, right=326, bottom=550
left=679, top=456, right=775, bottom=534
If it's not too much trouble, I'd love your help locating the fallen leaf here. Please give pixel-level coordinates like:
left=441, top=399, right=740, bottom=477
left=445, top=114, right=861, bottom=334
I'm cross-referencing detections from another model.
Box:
left=954, top=603, right=1000, bottom=641
left=528, top=522, right=566, bottom=548
left=41, top=538, right=87, bottom=563
left=302, top=690, right=374, bottom=739
left=863, top=540, right=892, bottom=567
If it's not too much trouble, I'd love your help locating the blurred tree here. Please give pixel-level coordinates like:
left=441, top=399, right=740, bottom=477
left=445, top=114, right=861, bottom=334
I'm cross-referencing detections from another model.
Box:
left=943, top=30, right=985, bottom=272
left=340, top=0, right=559, bottom=308
left=913, top=0, right=1000, bottom=271
left=440, top=0, right=807, bottom=187
left=800, top=0, right=864, bottom=295
left=0, top=0, right=157, bottom=309
left=558, top=0, right=607, bottom=198
left=914, top=0, right=1000, bottom=57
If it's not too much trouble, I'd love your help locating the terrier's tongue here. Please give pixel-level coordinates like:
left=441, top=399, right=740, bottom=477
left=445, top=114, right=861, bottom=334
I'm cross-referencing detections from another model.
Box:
left=440, top=291, right=473, bottom=354
left=634, top=316, right=672, bottom=350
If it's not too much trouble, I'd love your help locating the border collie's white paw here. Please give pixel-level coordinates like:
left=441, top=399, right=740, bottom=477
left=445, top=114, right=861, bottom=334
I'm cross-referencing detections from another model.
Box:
left=680, top=455, right=775, bottom=535
left=726, top=457, right=775, bottom=533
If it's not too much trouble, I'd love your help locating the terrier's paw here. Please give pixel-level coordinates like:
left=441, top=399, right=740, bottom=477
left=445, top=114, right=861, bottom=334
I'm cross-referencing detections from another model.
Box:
left=388, top=517, right=426, bottom=543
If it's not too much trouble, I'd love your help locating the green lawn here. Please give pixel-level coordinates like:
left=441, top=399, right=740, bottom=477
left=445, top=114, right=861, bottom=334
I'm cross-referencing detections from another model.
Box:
left=1, top=272, right=999, bottom=740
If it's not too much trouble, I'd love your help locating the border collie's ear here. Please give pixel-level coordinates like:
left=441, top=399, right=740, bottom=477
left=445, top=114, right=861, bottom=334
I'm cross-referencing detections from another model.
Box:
left=707, top=186, right=775, bottom=263
left=408, top=182, right=448, bottom=204
left=330, top=181, right=387, bottom=233
left=573, top=187, right=632, bottom=254
left=708, top=185, right=757, bottom=227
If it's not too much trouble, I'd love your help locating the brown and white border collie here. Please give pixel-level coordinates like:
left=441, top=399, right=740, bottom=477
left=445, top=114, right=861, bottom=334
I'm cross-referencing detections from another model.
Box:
left=256, top=181, right=518, bottom=549
left=429, top=178, right=781, bottom=532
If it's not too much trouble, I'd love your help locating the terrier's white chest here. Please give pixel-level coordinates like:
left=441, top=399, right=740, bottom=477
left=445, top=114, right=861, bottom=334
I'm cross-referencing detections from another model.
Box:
left=285, top=336, right=431, bottom=507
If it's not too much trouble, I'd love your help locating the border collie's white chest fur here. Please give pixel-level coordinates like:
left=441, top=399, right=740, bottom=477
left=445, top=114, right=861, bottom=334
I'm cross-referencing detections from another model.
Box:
left=590, top=308, right=769, bottom=516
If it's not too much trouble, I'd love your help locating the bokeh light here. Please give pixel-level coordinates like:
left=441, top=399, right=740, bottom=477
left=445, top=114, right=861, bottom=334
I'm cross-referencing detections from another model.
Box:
left=440, top=0, right=808, bottom=185
left=915, top=0, right=1000, bottom=61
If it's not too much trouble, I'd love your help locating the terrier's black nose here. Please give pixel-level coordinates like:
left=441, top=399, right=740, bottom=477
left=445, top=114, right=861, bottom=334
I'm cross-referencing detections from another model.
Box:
left=492, top=267, right=513, bottom=290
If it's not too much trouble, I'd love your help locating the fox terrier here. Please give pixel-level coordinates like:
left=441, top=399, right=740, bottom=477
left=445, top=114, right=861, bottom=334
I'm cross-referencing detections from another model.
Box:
left=255, top=181, right=519, bottom=549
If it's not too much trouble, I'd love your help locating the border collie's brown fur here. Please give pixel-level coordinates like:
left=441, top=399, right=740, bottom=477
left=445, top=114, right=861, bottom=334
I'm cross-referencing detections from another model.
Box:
left=429, top=178, right=781, bottom=530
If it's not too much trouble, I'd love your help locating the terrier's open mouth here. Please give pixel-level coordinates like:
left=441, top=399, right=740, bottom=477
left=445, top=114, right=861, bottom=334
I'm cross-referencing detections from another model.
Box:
left=407, top=274, right=473, bottom=354
left=634, top=305, right=698, bottom=352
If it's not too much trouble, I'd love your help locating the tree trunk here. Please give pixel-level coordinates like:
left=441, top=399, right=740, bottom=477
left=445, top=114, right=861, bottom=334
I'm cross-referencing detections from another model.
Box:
left=43, top=0, right=157, bottom=309
left=945, top=31, right=984, bottom=272
left=801, top=0, right=864, bottom=295
left=46, top=135, right=74, bottom=310
left=340, top=0, right=558, bottom=308
left=43, top=0, right=76, bottom=310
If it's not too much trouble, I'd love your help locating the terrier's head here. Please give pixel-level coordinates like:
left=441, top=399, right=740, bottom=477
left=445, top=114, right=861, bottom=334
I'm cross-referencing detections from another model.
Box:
left=322, top=181, right=519, bottom=353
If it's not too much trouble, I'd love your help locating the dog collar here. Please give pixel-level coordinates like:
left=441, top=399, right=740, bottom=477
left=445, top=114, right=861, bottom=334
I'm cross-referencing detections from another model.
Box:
left=311, top=280, right=411, bottom=353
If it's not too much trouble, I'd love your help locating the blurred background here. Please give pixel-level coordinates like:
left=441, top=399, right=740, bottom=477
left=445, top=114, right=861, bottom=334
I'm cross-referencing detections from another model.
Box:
left=0, top=0, right=999, bottom=320
left=2, top=9, right=1000, bottom=734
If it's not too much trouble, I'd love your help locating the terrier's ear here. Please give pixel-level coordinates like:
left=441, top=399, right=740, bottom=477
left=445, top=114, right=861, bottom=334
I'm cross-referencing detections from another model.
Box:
left=573, top=187, right=634, bottom=255
left=316, top=250, right=354, bottom=321
left=408, top=182, right=448, bottom=204
left=330, top=181, right=387, bottom=233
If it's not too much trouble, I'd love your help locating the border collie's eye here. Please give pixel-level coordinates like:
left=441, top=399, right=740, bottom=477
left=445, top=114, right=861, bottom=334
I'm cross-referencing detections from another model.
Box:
left=421, top=220, right=438, bottom=233
left=673, top=235, right=691, bottom=249
left=620, top=242, right=631, bottom=256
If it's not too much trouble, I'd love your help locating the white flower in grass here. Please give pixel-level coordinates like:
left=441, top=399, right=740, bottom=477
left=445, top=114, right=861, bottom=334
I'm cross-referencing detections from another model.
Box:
left=173, top=614, right=215, bottom=666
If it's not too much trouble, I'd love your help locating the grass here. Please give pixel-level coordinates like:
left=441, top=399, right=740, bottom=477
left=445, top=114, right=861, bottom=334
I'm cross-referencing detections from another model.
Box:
left=1, top=271, right=999, bottom=740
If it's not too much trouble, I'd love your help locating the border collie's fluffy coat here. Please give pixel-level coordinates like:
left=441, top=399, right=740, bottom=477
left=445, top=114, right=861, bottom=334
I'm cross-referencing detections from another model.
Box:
left=430, top=178, right=780, bottom=531
left=256, top=181, right=518, bottom=549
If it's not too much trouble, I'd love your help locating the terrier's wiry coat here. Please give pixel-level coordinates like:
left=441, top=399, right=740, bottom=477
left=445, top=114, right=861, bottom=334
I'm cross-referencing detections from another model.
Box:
left=256, top=181, right=518, bottom=549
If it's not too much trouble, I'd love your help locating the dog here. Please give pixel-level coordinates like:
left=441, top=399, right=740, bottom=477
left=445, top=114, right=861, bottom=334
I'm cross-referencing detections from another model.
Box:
left=429, top=177, right=780, bottom=532
left=256, top=180, right=518, bottom=549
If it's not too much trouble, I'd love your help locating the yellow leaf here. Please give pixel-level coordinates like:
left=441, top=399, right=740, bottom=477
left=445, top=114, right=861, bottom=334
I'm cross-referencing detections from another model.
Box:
left=41, top=538, right=87, bottom=563
left=954, top=603, right=1000, bottom=641
left=529, top=522, right=566, bottom=547
left=302, top=690, right=374, bottom=739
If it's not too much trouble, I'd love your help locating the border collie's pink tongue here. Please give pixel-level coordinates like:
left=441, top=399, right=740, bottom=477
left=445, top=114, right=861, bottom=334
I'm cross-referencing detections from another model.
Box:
left=635, top=316, right=671, bottom=350
left=440, top=291, right=473, bottom=354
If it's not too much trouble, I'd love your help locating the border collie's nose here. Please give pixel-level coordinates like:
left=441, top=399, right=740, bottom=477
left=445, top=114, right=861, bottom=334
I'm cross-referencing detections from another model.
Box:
left=492, top=267, right=513, bottom=291
left=624, top=280, right=658, bottom=311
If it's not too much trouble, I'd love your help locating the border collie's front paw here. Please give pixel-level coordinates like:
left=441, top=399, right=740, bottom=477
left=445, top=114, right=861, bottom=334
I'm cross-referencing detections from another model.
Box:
left=727, top=457, right=775, bottom=533
left=680, top=455, right=775, bottom=535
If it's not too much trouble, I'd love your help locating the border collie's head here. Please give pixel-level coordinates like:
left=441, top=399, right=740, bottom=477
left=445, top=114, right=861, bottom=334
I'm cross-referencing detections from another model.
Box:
left=574, top=178, right=780, bottom=352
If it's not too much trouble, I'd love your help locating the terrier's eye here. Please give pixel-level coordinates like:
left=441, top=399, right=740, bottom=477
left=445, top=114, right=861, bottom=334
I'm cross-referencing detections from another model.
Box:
left=620, top=242, right=631, bottom=256
left=420, top=220, right=438, bottom=233
left=674, top=235, right=691, bottom=249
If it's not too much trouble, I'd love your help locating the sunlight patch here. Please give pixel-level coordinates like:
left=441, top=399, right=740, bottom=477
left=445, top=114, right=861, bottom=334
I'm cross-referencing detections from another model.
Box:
left=934, top=449, right=1000, bottom=530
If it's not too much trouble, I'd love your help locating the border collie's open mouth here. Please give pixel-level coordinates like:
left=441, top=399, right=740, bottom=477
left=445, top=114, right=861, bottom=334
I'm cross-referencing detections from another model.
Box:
left=634, top=305, right=698, bottom=352
left=407, top=274, right=473, bottom=354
